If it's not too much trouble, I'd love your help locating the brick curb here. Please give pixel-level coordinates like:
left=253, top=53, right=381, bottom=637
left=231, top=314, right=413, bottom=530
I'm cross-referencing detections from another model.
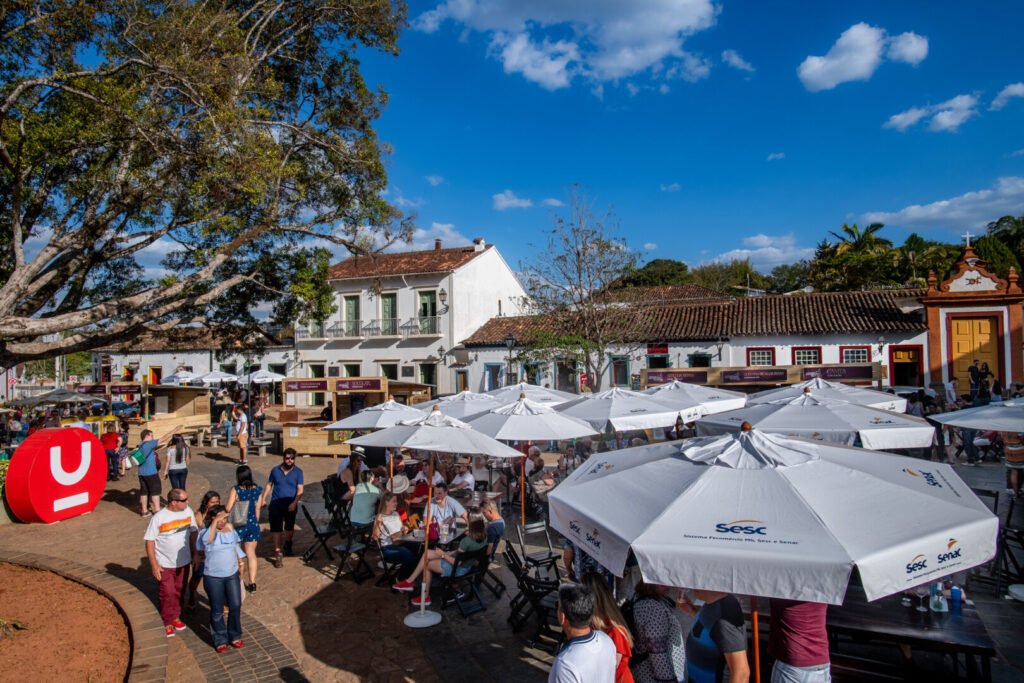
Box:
left=0, top=548, right=167, bottom=682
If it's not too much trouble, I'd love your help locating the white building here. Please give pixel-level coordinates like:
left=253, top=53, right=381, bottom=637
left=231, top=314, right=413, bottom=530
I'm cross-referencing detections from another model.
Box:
left=292, top=237, right=526, bottom=398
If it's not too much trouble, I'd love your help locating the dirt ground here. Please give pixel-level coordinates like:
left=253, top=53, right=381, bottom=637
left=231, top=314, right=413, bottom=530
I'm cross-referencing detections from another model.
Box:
left=0, top=563, right=130, bottom=682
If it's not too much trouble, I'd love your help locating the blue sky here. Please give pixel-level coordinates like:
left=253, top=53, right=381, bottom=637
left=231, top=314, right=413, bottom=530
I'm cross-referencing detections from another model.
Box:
left=355, top=1, right=1024, bottom=273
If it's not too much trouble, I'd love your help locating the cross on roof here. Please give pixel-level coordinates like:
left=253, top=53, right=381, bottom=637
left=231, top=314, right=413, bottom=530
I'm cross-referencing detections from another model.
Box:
left=962, top=230, right=975, bottom=247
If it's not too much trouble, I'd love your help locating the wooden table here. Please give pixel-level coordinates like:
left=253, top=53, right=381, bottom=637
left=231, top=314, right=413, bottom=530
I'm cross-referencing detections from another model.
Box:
left=449, top=489, right=503, bottom=510
left=827, top=585, right=997, bottom=681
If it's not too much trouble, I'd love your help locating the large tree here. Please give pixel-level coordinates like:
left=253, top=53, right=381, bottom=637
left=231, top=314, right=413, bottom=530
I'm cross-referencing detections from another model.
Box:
left=612, top=258, right=690, bottom=288
left=519, top=189, right=643, bottom=392
left=0, top=1, right=411, bottom=369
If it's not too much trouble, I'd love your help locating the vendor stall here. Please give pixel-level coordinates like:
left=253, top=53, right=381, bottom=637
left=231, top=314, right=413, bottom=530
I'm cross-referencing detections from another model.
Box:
left=76, top=382, right=210, bottom=442
left=280, top=376, right=432, bottom=457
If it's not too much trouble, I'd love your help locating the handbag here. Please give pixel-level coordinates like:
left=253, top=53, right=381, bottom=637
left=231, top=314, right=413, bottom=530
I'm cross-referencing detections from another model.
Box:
left=229, top=498, right=250, bottom=527
left=129, top=448, right=146, bottom=466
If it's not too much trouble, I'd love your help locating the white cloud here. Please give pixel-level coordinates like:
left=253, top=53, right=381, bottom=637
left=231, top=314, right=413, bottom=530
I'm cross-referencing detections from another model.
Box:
left=714, top=233, right=813, bottom=270
left=643, top=242, right=658, bottom=250
left=862, top=176, right=1024, bottom=230
left=798, top=23, right=929, bottom=92
left=887, top=31, right=928, bottom=65
left=660, top=182, right=681, bottom=192
left=1012, top=149, right=1024, bottom=158
left=766, top=152, right=785, bottom=161
left=493, top=189, right=534, bottom=210
left=542, top=197, right=564, bottom=207
left=414, top=1, right=718, bottom=90
left=404, top=222, right=473, bottom=251
left=721, top=49, right=754, bottom=72
left=883, top=94, right=978, bottom=133
left=991, top=82, right=1024, bottom=111
left=665, top=52, right=712, bottom=82
left=425, top=174, right=445, bottom=187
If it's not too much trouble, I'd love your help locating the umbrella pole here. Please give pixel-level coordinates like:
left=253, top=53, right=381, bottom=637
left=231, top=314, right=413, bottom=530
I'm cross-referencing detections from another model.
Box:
left=520, top=457, right=526, bottom=526
left=751, top=598, right=761, bottom=683
left=405, top=453, right=441, bottom=628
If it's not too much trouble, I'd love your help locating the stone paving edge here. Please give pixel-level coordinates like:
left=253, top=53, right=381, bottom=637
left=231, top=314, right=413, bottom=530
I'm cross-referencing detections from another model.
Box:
left=0, top=546, right=167, bottom=683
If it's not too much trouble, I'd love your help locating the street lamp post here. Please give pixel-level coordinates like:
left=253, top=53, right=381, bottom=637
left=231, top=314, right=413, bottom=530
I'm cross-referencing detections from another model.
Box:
left=504, top=334, right=516, bottom=387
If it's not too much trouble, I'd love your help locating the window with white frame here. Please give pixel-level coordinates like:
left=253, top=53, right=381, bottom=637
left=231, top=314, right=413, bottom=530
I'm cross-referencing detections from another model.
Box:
left=748, top=349, right=774, bottom=366
left=793, top=347, right=821, bottom=365
left=841, top=347, right=870, bottom=364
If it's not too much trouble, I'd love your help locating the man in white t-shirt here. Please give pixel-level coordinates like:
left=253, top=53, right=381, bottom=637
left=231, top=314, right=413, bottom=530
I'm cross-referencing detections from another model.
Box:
left=449, top=462, right=475, bottom=491
left=144, top=488, right=198, bottom=638
left=549, top=582, right=615, bottom=683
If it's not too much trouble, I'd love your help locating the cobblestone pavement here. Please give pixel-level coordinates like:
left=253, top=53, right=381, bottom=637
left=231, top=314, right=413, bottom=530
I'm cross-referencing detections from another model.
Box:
left=0, top=443, right=554, bottom=682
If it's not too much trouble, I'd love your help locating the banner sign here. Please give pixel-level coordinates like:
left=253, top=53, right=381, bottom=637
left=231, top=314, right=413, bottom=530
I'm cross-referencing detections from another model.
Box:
left=110, top=384, right=142, bottom=394
left=801, top=365, right=874, bottom=381
left=5, top=428, right=107, bottom=524
left=285, top=380, right=328, bottom=391
left=721, top=368, right=789, bottom=383
left=334, top=378, right=383, bottom=392
left=646, top=370, right=709, bottom=384
left=646, top=344, right=669, bottom=355
left=76, top=384, right=109, bottom=394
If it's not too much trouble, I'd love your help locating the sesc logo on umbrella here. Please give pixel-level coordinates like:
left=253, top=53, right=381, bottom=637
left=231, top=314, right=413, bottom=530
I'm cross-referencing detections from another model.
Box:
left=906, top=554, right=928, bottom=574
left=568, top=519, right=603, bottom=551
left=715, top=519, right=767, bottom=535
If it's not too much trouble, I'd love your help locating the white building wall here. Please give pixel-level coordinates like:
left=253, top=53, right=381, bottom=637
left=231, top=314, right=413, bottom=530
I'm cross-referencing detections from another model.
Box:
left=450, top=248, right=527, bottom=339
left=91, top=348, right=294, bottom=383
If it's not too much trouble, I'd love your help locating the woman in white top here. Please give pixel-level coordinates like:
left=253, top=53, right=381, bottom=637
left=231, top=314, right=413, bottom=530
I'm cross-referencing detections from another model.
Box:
left=162, top=434, right=191, bottom=491
left=371, top=491, right=416, bottom=578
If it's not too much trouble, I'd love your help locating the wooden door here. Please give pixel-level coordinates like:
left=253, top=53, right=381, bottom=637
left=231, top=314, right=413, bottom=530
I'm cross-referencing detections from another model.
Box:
left=951, top=317, right=998, bottom=388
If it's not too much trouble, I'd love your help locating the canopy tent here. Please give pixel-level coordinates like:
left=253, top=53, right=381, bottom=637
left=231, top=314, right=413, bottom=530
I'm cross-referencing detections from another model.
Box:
left=555, top=387, right=682, bottom=432
left=696, top=393, right=935, bottom=450
left=413, top=390, right=506, bottom=420
left=485, top=382, right=578, bottom=407
left=323, top=399, right=425, bottom=431
left=547, top=428, right=997, bottom=605
left=930, top=400, right=1024, bottom=432
left=748, top=377, right=907, bottom=412
left=238, top=369, right=286, bottom=385
left=642, top=380, right=747, bottom=422
left=162, top=370, right=197, bottom=385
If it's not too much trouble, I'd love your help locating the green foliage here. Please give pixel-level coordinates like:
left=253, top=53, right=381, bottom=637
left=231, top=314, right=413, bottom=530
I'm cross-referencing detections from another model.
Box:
left=0, top=459, right=8, bottom=503
left=688, top=259, right=767, bottom=294
left=613, top=259, right=690, bottom=288
left=988, top=215, right=1024, bottom=264
left=974, top=235, right=1021, bottom=279
left=768, top=261, right=811, bottom=292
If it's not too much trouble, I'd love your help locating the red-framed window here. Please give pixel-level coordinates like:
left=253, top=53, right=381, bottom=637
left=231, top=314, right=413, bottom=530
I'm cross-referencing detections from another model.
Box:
left=747, top=347, right=775, bottom=366
left=839, top=345, right=871, bottom=364
left=791, top=346, right=822, bottom=365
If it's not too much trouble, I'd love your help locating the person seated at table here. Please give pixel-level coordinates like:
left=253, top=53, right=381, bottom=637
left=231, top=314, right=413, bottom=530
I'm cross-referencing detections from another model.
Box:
left=525, top=446, right=545, bottom=479
left=319, top=401, right=333, bottom=421
left=336, top=446, right=370, bottom=478
left=425, top=483, right=468, bottom=526
left=388, top=449, right=406, bottom=473
left=604, top=431, right=627, bottom=451
left=339, top=453, right=365, bottom=501
left=412, top=458, right=446, bottom=487
left=349, top=470, right=381, bottom=528
left=559, top=446, right=582, bottom=472
left=575, top=437, right=594, bottom=461
left=480, top=500, right=505, bottom=556
left=680, top=588, right=749, bottom=683
left=372, top=491, right=417, bottom=579
left=393, top=516, right=488, bottom=605
left=449, top=461, right=475, bottom=491
left=767, top=599, right=830, bottom=683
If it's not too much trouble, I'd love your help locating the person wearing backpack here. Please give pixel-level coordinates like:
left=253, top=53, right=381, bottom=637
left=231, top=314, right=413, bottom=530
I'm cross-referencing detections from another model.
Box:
left=225, top=465, right=263, bottom=593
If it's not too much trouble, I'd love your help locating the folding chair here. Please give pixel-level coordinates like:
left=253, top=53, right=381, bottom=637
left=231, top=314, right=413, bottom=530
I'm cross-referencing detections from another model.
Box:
left=374, top=539, right=404, bottom=588
left=333, top=524, right=375, bottom=583
left=503, top=545, right=560, bottom=649
left=478, top=536, right=507, bottom=598
left=300, top=504, right=337, bottom=563
left=438, top=547, right=490, bottom=617
left=516, top=521, right=562, bottom=579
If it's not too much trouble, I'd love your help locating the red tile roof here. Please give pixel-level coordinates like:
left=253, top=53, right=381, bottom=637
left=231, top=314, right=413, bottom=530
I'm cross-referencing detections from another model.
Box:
left=328, top=244, right=491, bottom=280
left=462, top=289, right=926, bottom=346
left=601, top=284, right=729, bottom=303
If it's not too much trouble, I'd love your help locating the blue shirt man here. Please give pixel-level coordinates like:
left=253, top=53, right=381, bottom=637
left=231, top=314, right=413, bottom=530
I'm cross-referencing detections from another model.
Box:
left=264, top=449, right=304, bottom=565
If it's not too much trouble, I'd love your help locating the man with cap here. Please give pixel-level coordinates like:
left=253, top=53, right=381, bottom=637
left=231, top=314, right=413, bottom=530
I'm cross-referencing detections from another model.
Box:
left=449, top=459, right=475, bottom=491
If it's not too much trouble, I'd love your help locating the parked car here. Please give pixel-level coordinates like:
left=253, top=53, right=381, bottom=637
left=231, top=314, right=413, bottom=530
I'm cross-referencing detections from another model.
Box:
left=111, top=401, right=141, bottom=418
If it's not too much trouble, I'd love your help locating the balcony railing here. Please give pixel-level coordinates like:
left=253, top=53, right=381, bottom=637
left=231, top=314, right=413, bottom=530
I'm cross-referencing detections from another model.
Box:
left=401, top=316, right=441, bottom=337
left=295, top=322, right=327, bottom=340
left=327, top=320, right=362, bottom=338
left=362, top=318, right=401, bottom=337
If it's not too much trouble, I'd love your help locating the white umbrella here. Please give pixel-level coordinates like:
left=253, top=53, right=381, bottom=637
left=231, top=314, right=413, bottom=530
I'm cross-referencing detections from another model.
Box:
left=414, top=390, right=506, bottom=420
left=347, top=406, right=521, bottom=629
left=555, top=387, right=682, bottom=432
left=467, top=395, right=598, bottom=441
left=547, top=428, right=997, bottom=604
left=485, top=382, right=578, bottom=407
left=696, top=392, right=935, bottom=450
left=748, top=377, right=907, bottom=412
left=642, top=380, right=747, bottom=422
left=323, top=399, right=424, bottom=431
left=162, top=370, right=197, bottom=385
left=930, top=401, right=1024, bottom=432
left=195, top=370, right=239, bottom=384
left=238, top=369, right=286, bottom=385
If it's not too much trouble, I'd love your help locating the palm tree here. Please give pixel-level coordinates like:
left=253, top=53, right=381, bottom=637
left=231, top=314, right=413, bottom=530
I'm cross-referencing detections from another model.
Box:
left=829, top=223, right=893, bottom=256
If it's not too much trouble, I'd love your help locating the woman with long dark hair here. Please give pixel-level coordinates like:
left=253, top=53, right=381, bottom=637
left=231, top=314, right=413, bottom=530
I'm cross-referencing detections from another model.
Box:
left=196, top=504, right=245, bottom=652
left=185, top=490, right=222, bottom=611
left=162, top=434, right=190, bottom=490
left=226, top=465, right=263, bottom=593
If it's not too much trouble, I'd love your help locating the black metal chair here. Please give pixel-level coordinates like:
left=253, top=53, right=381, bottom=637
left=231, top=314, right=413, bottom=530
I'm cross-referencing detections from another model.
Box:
left=437, top=547, right=490, bottom=617
left=503, top=546, right=560, bottom=650
left=374, top=538, right=404, bottom=588
left=300, top=504, right=337, bottom=563
left=516, top=521, right=561, bottom=579
left=477, top=535, right=507, bottom=598
left=333, top=524, right=375, bottom=583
